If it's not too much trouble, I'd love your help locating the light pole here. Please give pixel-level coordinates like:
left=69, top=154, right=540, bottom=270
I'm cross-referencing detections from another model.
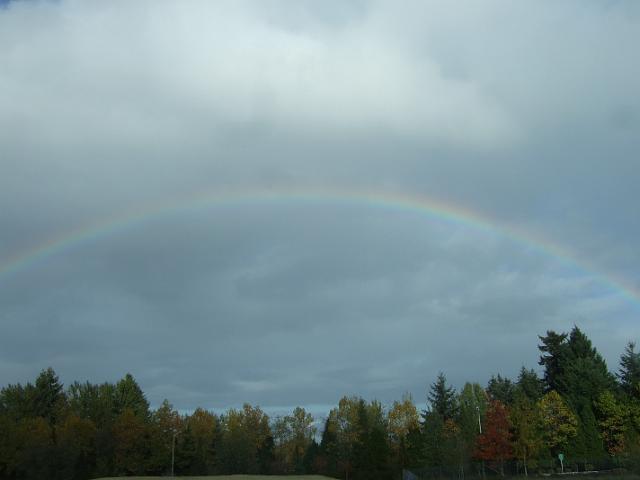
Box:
left=171, top=431, right=180, bottom=477
left=477, top=404, right=485, bottom=479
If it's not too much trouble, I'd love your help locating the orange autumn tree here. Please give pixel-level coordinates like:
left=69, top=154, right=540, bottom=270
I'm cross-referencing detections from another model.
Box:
left=475, top=400, right=514, bottom=476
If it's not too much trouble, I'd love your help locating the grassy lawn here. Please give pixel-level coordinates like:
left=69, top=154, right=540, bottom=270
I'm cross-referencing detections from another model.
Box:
left=94, top=476, right=337, bottom=480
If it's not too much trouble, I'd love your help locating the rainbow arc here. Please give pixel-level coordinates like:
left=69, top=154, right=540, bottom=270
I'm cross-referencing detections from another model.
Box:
left=1, top=186, right=638, bottom=307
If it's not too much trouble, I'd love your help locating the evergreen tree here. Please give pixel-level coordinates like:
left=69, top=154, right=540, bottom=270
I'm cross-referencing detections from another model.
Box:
left=31, top=367, right=66, bottom=425
left=0, top=383, right=31, bottom=421
left=538, top=327, right=615, bottom=461
left=563, top=328, right=615, bottom=459
left=114, top=374, right=149, bottom=420
left=175, top=424, right=200, bottom=475
left=428, top=373, right=457, bottom=420
left=318, top=415, right=339, bottom=477
left=352, top=399, right=371, bottom=478
left=487, top=374, right=515, bottom=405
left=421, top=410, right=445, bottom=467
left=516, top=367, right=544, bottom=403
left=422, top=373, right=457, bottom=469
left=67, top=381, right=116, bottom=427
left=560, top=327, right=615, bottom=404
left=568, top=400, right=605, bottom=462
left=353, top=400, right=390, bottom=480
left=302, top=439, right=320, bottom=474
left=363, top=424, right=391, bottom=480
left=619, top=342, right=640, bottom=398
left=2, top=330, right=639, bottom=480
left=538, top=330, right=569, bottom=392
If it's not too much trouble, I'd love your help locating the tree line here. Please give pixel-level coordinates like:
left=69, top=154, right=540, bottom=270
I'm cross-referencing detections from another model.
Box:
left=1, top=326, right=639, bottom=480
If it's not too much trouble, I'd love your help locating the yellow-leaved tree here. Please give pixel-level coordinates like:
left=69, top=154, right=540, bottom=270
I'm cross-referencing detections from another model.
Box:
left=536, top=391, right=578, bottom=457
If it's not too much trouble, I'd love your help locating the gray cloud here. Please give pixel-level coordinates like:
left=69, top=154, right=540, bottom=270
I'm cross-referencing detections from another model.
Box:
left=0, top=0, right=639, bottom=412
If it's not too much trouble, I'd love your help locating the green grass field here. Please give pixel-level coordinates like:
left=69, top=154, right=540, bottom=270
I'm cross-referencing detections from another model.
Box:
left=94, top=476, right=337, bottom=480
left=92, top=474, right=640, bottom=480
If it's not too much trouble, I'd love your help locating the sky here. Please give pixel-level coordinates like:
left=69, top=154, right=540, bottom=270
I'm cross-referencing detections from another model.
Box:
left=1, top=0, right=639, bottom=416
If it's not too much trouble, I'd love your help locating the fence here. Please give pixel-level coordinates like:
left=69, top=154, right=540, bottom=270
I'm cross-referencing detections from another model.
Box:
left=403, top=456, right=640, bottom=480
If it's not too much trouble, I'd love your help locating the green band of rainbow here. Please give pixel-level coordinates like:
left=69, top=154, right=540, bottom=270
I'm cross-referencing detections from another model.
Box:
left=1, top=186, right=638, bottom=307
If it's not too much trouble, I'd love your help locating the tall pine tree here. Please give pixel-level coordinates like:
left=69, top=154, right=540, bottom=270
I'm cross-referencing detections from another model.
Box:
left=619, top=342, right=640, bottom=398
left=487, top=374, right=515, bottom=406
left=538, top=331, right=569, bottom=392
left=515, top=367, right=544, bottom=403
left=427, top=373, right=457, bottom=421
left=422, top=373, right=457, bottom=468
left=545, top=327, right=615, bottom=460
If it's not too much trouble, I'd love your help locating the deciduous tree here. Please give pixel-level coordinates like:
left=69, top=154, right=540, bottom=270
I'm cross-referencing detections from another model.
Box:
left=217, top=404, right=272, bottom=474
left=57, top=414, right=97, bottom=480
left=536, top=391, right=578, bottom=456
left=595, top=391, right=628, bottom=456
left=273, top=406, right=316, bottom=473
left=457, top=383, right=488, bottom=469
left=148, top=399, right=182, bottom=474
left=474, top=400, right=513, bottom=476
left=111, top=408, right=149, bottom=476
left=177, top=408, right=218, bottom=474
left=511, top=394, right=542, bottom=476
left=388, top=393, right=420, bottom=470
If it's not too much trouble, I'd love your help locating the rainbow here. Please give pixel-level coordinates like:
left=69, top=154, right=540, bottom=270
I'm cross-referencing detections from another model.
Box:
left=1, top=186, right=639, bottom=307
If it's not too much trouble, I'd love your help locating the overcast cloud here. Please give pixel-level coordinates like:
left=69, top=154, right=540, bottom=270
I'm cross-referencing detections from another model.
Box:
left=1, top=0, right=639, bottom=413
